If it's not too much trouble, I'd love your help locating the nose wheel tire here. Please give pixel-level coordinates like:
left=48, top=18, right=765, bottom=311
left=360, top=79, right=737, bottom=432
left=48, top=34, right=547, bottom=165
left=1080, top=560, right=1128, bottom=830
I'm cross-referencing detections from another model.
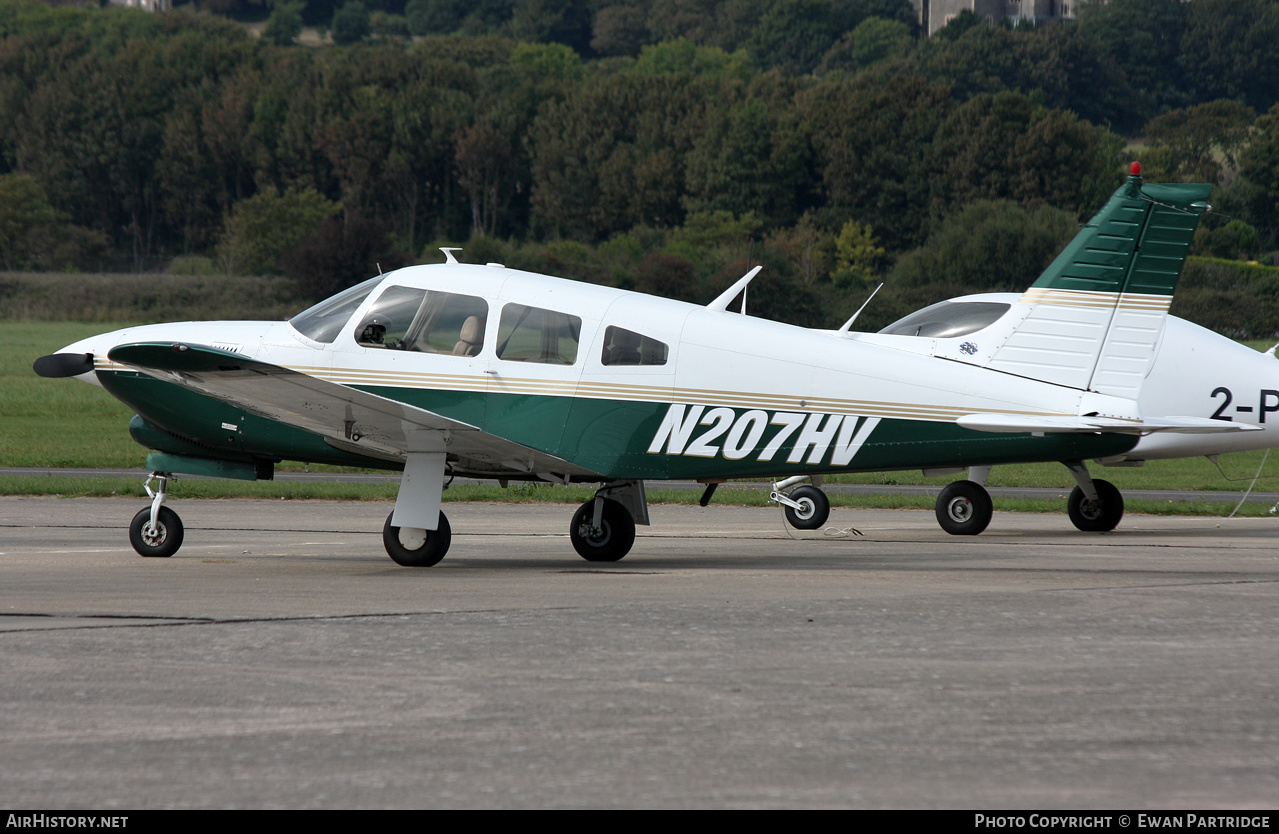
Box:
left=570, top=498, right=636, bottom=562
left=1067, top=479, right=1124, bottom=532
left=783, top=485, right=831, bottom=530
left=128, top=506, right=184, bottom=558
left=935, top=480, right=993, bottom=536
left=383, top=511, right=452, bottom=566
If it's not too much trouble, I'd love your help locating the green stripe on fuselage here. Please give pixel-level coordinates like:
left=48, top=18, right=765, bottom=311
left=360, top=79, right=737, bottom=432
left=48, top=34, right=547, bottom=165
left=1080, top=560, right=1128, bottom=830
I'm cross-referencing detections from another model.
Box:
left=103, top=370, right=1139, bottom=481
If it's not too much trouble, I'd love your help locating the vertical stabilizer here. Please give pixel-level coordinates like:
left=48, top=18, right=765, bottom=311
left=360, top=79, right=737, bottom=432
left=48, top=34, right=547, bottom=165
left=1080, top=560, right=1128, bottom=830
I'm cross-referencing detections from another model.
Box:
left=985, top=165, right=1211, bottom=397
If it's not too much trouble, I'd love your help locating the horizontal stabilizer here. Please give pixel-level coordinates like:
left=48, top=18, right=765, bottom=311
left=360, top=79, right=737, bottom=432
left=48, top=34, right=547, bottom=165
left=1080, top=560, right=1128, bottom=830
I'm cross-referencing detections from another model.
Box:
left=957, top=413, right=1261, bottom=435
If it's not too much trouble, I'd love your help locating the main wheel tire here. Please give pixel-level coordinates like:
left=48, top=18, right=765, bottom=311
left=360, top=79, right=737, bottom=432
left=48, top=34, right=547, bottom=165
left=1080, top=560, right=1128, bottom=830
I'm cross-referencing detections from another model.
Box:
left=783, top=485, right=831, bottom=530
left=129, top=506, right=184, bottom=558
left=383, top=510, right=451, bottom=566
left=935, top=480, right=993, bottom=536
left=570, top=498, right=636, bottom=562
left=1067, top=479, right=1124, bottom=532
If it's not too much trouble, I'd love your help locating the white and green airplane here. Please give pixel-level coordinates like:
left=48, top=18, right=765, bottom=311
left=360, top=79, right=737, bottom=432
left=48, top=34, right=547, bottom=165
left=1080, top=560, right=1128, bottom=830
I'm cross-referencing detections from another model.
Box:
left=33, top=166, right=1275, bottom=566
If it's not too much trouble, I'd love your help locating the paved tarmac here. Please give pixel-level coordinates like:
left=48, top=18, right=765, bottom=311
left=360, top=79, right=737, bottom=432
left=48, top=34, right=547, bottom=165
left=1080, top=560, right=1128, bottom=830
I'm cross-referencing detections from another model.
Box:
left=5, top=465, right=1279, bottom=506
left=2, top=497, right=1277, bottom=809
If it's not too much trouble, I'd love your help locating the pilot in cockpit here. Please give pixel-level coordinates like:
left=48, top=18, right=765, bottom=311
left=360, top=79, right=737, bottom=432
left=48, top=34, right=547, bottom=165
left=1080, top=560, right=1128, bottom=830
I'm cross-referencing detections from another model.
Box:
left=359, top=317, right=388, bottom=346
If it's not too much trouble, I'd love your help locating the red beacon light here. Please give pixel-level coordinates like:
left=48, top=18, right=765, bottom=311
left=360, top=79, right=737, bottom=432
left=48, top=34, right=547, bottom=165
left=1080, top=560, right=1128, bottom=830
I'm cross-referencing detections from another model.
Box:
left=1130, top=161, right=1142, bottom=176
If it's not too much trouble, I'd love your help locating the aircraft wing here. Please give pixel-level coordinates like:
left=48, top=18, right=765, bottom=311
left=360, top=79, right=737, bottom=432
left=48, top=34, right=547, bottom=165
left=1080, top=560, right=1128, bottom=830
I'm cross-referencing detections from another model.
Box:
left=108, top=342, right=598, bottom=477
left=957, top=413, right=1263, bottom=435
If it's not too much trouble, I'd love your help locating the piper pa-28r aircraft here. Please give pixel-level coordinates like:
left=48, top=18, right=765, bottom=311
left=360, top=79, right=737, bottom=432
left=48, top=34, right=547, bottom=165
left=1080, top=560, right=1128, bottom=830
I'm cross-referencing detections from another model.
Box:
left=33, top=165, right=1279, bottom=566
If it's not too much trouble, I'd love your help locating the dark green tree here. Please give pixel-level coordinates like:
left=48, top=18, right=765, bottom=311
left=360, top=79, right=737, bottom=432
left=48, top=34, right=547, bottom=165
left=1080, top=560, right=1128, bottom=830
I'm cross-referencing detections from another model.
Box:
left=1074, top=0, right=1188, bottom=115
left=507, top=0, right=592, bottom=54
left=1144, top=99, right=1256, bottom=184
left=331, top=1, right=372, bottom=45
left=590, top=4, right=651, bottom=56
left=801, top=73, right=951, bottom=251
left=263, top=1, right=304, bottom=46
left=1231, top=104, right=1279, bottom=250
left=16, top=40, right=174, bottom=268
left=631, top=37, right=752, bottom=79
left=818, top=17, right=913, bottom=76
left=1181, top=0, right=1279, bottom=112
left=929, top=92, right=1121, bottom=223
left=218, top=187, right=342, bottom=275
left=406, top=0, right=464, bottom=36
left=746, top=0, right=843, bottom=73
left=635, top=253, right=702, bottom=303
left=0, top=172, right=58, bottom=269
left=283, top=211, right=410, bottom=300
left=529, top=74, right=706, bottom=239
left=646, top=0, right=721, bottom=46
left=889, top=199, right=1080, bottom=293
left=682, top=89, right=813, bottom=227
left=456, top=119, right=517, bottom=237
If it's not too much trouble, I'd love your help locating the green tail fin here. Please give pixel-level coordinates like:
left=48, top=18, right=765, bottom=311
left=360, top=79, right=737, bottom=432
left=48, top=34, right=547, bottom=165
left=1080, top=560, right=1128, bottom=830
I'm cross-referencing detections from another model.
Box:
left=1031, top=171, right=1211, bottom=297
left=986, top=167, right=1212, bottom=398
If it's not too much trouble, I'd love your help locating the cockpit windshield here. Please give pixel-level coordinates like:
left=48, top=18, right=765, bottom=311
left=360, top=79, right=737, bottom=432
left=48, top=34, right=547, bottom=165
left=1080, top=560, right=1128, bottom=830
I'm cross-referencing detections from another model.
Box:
left=288, top=276, right=384, bottom=344
left=878, top=300, right=1010, bottom=339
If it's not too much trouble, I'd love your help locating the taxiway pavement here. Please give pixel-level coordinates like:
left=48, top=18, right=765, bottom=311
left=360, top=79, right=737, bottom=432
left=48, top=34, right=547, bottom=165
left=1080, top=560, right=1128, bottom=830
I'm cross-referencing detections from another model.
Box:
left=2, top=497, right=1277, bottom=808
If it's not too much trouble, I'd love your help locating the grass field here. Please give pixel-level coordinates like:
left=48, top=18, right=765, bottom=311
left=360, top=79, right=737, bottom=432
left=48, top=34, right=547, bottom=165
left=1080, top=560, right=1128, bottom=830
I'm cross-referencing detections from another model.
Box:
left=5, top=321, right=1279, bottom=514
left=1, top=321, right=142, bottom=467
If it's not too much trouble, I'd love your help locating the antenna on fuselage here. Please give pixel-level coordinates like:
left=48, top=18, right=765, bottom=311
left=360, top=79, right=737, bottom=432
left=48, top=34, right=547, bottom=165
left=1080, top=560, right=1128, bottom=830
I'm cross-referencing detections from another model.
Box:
left=707, top=265, right=763, bottom=313
left=440, top=247, right=462, bottom=265
left=837, top=283, right=884, bottom=336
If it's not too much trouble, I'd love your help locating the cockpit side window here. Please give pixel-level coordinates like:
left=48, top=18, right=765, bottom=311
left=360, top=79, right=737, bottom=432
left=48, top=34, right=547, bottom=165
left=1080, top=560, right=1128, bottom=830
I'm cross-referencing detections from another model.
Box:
left=356, top=286, right=427, bottom=348
left=496, top=303, right=581, bottom=365
left=601, top=326, right=668, bottom=366
left=289, top=276, right=383, bottom=344
left=878, top=301, right=1010, bottom=339
left=413, top=293, right=488, bottom=355
left=354, top=287, right=489, bottom=355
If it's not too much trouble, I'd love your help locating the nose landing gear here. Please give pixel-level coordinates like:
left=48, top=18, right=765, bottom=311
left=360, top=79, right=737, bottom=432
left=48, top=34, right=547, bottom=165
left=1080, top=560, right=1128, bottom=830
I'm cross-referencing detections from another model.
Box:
left=128, top=473, right=184, bottom=558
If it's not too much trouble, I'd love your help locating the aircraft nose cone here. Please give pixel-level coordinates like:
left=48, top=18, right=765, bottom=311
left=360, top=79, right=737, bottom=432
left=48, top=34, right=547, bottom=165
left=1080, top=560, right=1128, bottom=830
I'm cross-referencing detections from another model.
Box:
left=33, top=352, right=94, bottom=378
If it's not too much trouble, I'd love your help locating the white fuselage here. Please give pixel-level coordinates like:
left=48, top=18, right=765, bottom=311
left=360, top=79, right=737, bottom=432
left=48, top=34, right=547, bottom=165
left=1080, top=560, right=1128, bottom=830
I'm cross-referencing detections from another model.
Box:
left=52, top=269, right=1279, bottom=478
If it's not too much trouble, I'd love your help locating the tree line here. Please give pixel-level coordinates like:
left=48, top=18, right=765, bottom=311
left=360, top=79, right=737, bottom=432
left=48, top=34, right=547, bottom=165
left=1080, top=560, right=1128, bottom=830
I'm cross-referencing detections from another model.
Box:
left=2, top=0, right=1279, bottom=334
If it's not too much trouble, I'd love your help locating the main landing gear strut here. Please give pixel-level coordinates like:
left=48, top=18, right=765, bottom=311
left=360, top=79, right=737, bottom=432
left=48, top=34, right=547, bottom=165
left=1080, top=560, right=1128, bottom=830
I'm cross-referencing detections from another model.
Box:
left=569, top=480, right=646, bottom=562
left=932, top=462, right=1124, bottom=536
left=1063, top=461, right=1124, bottom=532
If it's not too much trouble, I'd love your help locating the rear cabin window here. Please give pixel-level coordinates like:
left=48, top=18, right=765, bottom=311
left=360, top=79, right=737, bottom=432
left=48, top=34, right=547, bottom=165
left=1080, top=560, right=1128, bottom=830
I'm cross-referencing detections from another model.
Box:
left=496, top=303, right=582, bottom=365
left=601, top=326, right=668, bottom=366
left=355, top=287, right=488, bottom=355
left=878, top=301, right=1010, bottom=339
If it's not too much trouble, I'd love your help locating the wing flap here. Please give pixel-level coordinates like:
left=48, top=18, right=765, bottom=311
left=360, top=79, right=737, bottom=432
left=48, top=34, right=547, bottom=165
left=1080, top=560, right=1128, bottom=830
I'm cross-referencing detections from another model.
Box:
left=108, top=342, right=598, bottom=475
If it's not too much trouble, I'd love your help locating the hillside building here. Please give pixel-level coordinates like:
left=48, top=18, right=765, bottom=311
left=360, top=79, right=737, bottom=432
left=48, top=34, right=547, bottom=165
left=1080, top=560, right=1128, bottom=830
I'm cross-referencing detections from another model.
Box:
left=912, top=0, right=1075, bottom=37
